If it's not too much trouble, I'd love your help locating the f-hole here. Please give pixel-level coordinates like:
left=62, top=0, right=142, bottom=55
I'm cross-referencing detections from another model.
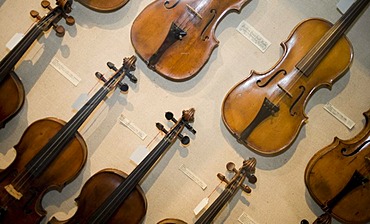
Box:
left=256, top=69, right=287, bottom=87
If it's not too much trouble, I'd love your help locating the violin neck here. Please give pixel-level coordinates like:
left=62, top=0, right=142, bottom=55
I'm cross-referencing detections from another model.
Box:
left=0, top=23, right=44, bottom=83
left=87, top=123, right=183, bottom=223
left=195, top=187, right=235, bottom=224
left=296, top=0, right=369, bottom=76
left=25, top=75, right=117, bottom=177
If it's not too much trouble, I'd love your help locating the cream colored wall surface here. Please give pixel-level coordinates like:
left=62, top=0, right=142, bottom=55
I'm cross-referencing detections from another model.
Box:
left=0, top=0, right=369, bottom=223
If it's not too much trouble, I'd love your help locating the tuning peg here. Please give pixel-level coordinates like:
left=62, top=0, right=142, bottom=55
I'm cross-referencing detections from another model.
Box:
left=41, top=1, right=52, bottom=10
left=226, top=162, right=237, bottom=173
left=30, top=10, right=41, bottom=20
left=165, top=112, right=196, bottom=134
left=156, top=122, right=190, bottom=145
left=119, top=83, right=129, bottom=92
left=217, top=173, right=229, bottom=184
left=95, top=72, right=107, bottom=82
left=240, top=184, right=251, bottom=193
left=107, top=62, right=117, bottom=71
left=126, top=72, right=138, bottom=83
left=54, top=25, right=65, bottom=37
left=65, top=16, right=75, bottom=26
left=247, top=174, right=257, bottom=184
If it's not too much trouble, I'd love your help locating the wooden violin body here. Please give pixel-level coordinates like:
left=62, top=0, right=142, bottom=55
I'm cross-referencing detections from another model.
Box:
left=131, top=0, right=249, bottom=81
left=0, top=118, right=87, bottom=224
left=0, top=0, right=74, bottom=128
left=49, top=169, right=147, bottom=224
left=304, top=109, right=370, bottom=224
left=0, top=72, right=25, bottom=128
left=76, top=0, right=129, bottom=12
left=222, top=0, right=370, bottom=155
left=49, top=108, right=196, bottom=223
left=0, top=56, right=137, bottom=223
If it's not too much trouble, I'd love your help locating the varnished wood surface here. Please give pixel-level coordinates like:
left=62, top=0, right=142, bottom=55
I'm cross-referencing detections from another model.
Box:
left=0, top=0, right=369, bottom=223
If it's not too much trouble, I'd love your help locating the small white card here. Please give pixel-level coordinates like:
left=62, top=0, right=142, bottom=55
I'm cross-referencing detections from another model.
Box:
left=6, top=33, right=24, bottom=51
left=50, top=57, right=81, bottom=86
left=193, top=197, right=209, bottom=215
left=238, top=212, right=258, bottom=224
left=337, top=0, right=356, bottom=14
left=118, top=114, right=147, bottom=140
left=237, top=21, right=271, bottom=53
left=323, top=103, right=355, bottom=130
left=179, top=164, right=207, bottom=190
left=130, top=145, right=150, bottom=165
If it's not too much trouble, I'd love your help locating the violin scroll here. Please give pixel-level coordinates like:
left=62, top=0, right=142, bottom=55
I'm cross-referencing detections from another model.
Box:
left=157, top=108, right=196, bottom=145
left=218, top=158, right=257, bottom=194
left=95, top=56, right=137, bottom=92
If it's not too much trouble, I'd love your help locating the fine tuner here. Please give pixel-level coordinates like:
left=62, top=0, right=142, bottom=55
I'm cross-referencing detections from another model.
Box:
left=95, top=60, right=137, bottom=92
left=30, top=0, right=75, bottom=37
left=156, top=111, right=196, bottom=145
left=217, top=159, right=257, bottom=194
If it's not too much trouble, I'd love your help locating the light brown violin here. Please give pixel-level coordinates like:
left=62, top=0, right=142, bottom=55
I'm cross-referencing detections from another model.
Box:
left=158, top=158, right=257, bottom=224
left=0, top=0, right=74, bottom=128
left=76, top=0, right=129, bottom=12
left=303, top=109, right=370, bottom=224
left=0, top=56, right=137, bottom=224
left=131, top=0, right=250, bottom=81
left=222, top=0, right=369, bottom=155
left=49, top=108, right=196, bottom=224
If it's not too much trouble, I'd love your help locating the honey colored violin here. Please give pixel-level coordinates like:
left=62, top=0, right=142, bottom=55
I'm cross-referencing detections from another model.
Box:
left=303, top=109, right=370, bottom=224
left=222, top=0, right=369, bottom=155
left=158, top=158, right=257, bottom=224
left=49, top=108, right=196, bottom=224
left=131, top=0, right=250, bottom=81
left=0, top=56, right=137, bottom=223
left=0, top=0, right=75, bottom=128
left=76, top=0, right=129, bottom=12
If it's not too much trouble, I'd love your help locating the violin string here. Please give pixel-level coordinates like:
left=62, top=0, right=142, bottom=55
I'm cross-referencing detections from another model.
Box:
left=9, top=66, right=124, bottom=198
left=270, top=0, right=365, bottom=108
left=0, top=8, right=60, bottom=74
left=176, top=0, right=211, bottom=35
left=91, top=123, right=184, bottom=223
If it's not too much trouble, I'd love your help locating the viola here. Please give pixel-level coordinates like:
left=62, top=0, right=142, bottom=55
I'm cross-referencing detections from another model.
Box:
left=222, top=0, right=370, bottom=155
left=76, top=0, right=129, bottom=12
left=158, top=158, right=257, bottom=224
left=0, top=0, right=75, bottom=128
left=131, top=0, right=250, bottom=81
left=0, top=56, right=137, bottom=223
left=302, top=109, right=370, bottom=224
left=49, top=108, right=196, bottom=224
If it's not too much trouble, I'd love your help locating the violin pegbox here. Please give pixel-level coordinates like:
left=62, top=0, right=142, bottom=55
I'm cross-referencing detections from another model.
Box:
left=95, top=56, right=138, bottom=92
left=217, top=158, right=257, bottom=194
left=30, top=0, right=75, bottom=37
left=157, top=108, right=196, bottom=145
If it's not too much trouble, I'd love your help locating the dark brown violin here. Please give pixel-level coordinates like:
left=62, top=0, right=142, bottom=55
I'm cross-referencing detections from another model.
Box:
left=49, top=108, right=196, bottom=224
left=222, top=0, right=369, bottom=155
left=158, top=158, right=257, bottom=224
left=0, top=56, right=137, bottom=224
left=131, top=0, right=250, bottom=81
left=303, top=109, right=370, bottom=224
left=0, top=0, right=75, bottom=128
left=76, top=0, right=129, bottom=12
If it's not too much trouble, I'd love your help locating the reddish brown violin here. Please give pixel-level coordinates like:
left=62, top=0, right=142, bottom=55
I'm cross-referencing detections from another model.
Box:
left=303, top=109, right=370, bottom=224
left=49, top=108, right=196, bottom=224
left=0, top=56, right=137, bottom=224
left=76, top=0, right=129, bottom=12
left=131, top=0, right=250, bottom=81
left=222, top=0, right=369, bottom=155
left=158, top=158, right=257, bottom=224
left=0, top=0, right=75, bottom=128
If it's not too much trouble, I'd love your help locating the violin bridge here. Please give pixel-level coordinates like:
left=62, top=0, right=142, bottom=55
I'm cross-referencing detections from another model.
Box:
left=4, top=184, right=23, bottom=200
left=277, top=84, right=293, bottom=98
left=186, top=4, right=203, bottom=19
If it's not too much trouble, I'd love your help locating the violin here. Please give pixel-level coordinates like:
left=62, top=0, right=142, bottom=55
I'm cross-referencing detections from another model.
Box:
left=76, top=0, right=129, bottom=12
left=158, top=158, right=257, bottom=224
left=0, top=0, right=75, bottom=128
left=49, top=108, right=196, bottom=224
left=303, top=109, right=370, bottom=224
left=222, top=0, right=369, bottom=155
left=0, top=56, right=137, bottom=223
left=131, top=0, right=250, bottom=81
